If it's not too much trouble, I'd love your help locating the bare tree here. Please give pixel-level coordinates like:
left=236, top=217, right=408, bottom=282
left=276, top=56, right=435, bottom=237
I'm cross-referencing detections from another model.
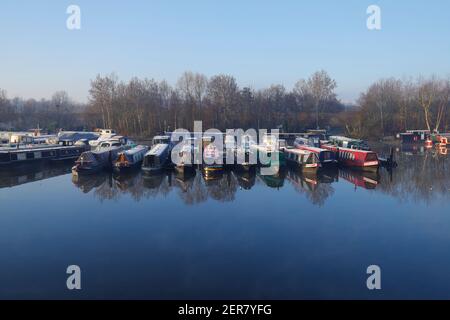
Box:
left=294, top=70, right=337, bottom=129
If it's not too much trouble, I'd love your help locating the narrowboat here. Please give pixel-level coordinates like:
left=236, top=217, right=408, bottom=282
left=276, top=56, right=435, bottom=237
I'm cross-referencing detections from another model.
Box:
left=321, top=144, right=379, bottom=172
left=72, top=145, right=126, bottom=176
left=294, top=137, right=337, bottom=168
left=113, top=145, right=149, bottom=173
left=399, top=130, right=431, bottom=144
left=142, top=143, right=172, bottom=174
left=0, top=141, right=88, bottom=167
left=282, top=148, right=320, bottom=173
left=327, top=136, right=371, bottom=151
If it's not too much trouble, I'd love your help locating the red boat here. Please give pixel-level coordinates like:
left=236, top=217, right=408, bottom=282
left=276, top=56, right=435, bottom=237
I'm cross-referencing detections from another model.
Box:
left=321, top=144, right=379, bottom=171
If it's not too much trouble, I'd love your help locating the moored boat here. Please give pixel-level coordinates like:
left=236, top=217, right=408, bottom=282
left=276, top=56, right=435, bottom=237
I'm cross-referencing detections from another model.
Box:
left=142, top=143, right=172, bottom=174
left=72, top=145, right=126, bottom=176
left=282, top=147, right=320, bottom=172
left=321, top=144, right=379, bottom=171
left=326, top=136, right=371, bottom=151
left=294, top=137, right=337, bottom=168
left=113, top=145, right=149, bottom=173
left=0, top=141, right=88, bottom=167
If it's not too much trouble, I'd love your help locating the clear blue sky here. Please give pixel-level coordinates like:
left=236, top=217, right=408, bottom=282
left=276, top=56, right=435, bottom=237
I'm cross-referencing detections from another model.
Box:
left=1, top=0, right=449, bottom=103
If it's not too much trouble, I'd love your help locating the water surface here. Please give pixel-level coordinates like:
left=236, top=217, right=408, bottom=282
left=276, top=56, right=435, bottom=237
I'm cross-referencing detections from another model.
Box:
left=0, top=144, right=449, bottom=299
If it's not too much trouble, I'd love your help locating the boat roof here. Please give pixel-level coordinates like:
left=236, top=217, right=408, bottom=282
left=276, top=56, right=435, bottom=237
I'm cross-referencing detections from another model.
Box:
left=153, top=135, right=170, bottom=140
left=146, top=143, right=169, bottom=156
left=0, top=144, right=82, bottom=153
left=124, top=145, right=148, bottom=155
left=283, top=148, right=312, bottom=156
left=329, top=135, right=361, bottom=142
left=297, top=146, right=329, bottom=153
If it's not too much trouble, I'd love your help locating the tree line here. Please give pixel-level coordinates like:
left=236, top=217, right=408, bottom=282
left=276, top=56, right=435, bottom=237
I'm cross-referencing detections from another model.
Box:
left=1, top=71, right=449, bottom=139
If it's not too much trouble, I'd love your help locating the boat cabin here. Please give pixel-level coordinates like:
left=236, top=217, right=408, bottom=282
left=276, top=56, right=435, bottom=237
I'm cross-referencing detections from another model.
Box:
left=399, top=130, right=431, bottom=143
left=152, top=135, right=171, bottom=146
left=283, top=148, right=320, bottom=170
left=328, top=136, right=370, bottom=151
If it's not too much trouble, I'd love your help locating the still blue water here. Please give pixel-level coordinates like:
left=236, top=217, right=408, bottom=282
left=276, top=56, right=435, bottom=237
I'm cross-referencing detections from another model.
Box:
left=0, top=144, right=449, bottom=299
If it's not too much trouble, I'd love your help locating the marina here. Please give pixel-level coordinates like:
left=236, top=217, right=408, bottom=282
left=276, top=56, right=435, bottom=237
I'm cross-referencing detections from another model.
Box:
left=0, top=142, right=448, bottom=299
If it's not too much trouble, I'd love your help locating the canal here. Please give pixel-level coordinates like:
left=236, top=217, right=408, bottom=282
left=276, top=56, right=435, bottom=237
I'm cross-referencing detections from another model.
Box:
left=0, top=144, right=449, bottom=299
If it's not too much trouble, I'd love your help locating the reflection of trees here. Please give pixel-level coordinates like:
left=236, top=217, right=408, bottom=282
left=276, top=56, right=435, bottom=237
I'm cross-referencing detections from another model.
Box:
left=204, top=170, right=239, bottom=202
left=376, top=148, right=449, bottom=205
left=174, top=172, right=208, bottom=205
left=286, top=168, right=335, bottom=207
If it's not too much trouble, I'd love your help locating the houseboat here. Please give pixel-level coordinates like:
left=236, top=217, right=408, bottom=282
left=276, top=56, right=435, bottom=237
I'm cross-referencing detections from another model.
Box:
left=399, top=130, right=431, bottom=143
left=0, top=140, right=89, bottom=167
left=113, top=145, right=149, bottom=173
left=282, top=147, right=320, bottom=173
left=294, top=137, right=337, bottom=168
left=57, top=131, right=100, bottom=144
left=142, top=143, right=172, bottom=174
left=327, top=136, right=371, bottom=151
left=72, top=145, right=126, bottom=176
left=321, top=144, right=379, bottom=171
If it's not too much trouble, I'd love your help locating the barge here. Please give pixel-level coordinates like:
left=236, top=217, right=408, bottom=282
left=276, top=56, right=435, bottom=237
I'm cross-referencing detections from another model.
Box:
left=0, top=141, right=88, bottom=167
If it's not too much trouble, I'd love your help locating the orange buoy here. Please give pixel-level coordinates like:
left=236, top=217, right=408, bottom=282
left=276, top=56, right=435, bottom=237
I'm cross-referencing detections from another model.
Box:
left=425, top=139, right=433, bottom=148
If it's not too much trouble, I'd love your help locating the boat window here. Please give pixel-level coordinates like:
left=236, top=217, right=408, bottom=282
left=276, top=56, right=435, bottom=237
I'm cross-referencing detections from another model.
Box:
left=366, top=153, right=378, bottom=161
left=0, top=153, right=10, bottom=163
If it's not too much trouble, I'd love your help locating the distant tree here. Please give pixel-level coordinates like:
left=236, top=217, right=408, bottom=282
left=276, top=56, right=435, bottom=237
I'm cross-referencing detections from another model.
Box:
left=294, top=70, right=337, bottom=129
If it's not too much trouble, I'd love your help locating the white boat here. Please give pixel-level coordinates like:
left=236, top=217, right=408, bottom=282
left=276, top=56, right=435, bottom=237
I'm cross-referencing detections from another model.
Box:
left=88, top=129, right=119, bottom=148
left=95, top=136, right=135, bottom=151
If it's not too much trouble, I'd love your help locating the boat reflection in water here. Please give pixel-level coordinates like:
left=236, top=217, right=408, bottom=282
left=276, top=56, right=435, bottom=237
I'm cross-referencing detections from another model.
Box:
left=0, top=161, right=72, bottom=189
left=233, top=167, right=256, bottom=190
left=2, top=146, right=449, bottom=207
left=339, top=168, right=380, bottom=190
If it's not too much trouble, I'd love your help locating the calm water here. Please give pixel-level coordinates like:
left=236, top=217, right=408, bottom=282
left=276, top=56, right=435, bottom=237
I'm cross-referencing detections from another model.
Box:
left=0, top=144, right=449, bottom=299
